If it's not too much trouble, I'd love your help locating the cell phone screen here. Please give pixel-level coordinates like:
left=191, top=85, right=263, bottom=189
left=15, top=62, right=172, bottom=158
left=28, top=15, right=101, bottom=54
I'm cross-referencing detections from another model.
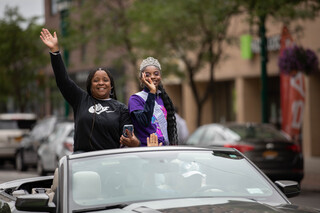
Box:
left=123, top=124, right=134, bottom=137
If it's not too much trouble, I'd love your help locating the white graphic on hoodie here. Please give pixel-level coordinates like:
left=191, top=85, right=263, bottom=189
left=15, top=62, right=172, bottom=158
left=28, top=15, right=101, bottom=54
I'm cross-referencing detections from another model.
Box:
left=88, top=103, right=115, bottom=114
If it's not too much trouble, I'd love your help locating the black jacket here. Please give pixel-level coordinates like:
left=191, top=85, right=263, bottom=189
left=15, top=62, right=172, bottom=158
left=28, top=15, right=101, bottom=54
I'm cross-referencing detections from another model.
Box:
left=50, top=53, right=131, bottom=151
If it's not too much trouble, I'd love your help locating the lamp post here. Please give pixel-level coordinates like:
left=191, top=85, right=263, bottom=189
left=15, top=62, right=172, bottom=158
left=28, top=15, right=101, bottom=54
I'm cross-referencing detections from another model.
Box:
left=259, top=15, right=268, bottom=123
left=57, top=0, right=70, bottom=118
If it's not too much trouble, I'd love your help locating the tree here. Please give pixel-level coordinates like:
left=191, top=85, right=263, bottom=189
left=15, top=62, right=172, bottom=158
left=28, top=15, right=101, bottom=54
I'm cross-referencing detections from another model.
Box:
left=237, top=0, right=320, bottom=123
left=129, top=0, right=240, bottom=126
left=0, top=6, right=48, bottom=112
left=63, top=0, right=142, bottom=100
left=61, top=0, right=240, bottom=126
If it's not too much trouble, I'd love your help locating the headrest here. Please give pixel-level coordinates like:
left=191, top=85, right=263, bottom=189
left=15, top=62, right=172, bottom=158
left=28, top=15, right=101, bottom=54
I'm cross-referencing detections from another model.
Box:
left=72, top=171, right=101, bottom=201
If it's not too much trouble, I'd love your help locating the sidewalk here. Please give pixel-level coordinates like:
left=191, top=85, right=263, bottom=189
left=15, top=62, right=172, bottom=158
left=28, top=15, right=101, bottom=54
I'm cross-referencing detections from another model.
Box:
left=300, top=157, right=320, bottom=191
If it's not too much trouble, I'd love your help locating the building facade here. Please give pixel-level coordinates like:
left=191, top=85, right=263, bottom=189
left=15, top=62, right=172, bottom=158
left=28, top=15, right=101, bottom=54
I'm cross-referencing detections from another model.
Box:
left=165, top=16, right=320, bottom=158
left=44, top=0, right=320, bottom=157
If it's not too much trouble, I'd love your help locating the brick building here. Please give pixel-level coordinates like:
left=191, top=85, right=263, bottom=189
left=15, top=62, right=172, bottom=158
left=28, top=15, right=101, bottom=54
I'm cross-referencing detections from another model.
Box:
left=43, top=0, right=320, bottom=158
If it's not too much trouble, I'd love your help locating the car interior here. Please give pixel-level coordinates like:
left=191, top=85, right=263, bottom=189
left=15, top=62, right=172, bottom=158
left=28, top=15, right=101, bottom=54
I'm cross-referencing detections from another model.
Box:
left=72, top=171, right=102, bottom=203
left=10, top=168, right=58, bottom=205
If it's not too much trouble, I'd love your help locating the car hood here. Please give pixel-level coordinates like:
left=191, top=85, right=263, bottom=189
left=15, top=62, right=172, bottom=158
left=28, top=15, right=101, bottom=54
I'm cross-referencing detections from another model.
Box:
left=74, top=198, right=320, bottom=213
left=0, top=129, right=28, bottom=141
left=0, top=176, right=53, bottom=190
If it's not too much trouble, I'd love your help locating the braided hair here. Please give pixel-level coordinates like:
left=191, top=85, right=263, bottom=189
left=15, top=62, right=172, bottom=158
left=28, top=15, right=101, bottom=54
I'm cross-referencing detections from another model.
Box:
left=158, top=84, right=178, bottom=145
left=139, top=57, right=178, bottom=145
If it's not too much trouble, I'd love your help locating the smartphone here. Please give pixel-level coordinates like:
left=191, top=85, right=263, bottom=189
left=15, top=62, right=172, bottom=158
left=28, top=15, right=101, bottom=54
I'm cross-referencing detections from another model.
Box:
left=123, top=124, right=134, bottom=137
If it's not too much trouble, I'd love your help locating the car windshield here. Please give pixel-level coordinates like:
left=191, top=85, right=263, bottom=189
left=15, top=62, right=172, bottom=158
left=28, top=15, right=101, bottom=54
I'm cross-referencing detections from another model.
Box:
left=69, top=150, right=286, bottom=211
left=228, top=125, right=288, bottom=140
left=0, top=120, right=35, bottom=130
left=0, top=120, right=19, bottom=129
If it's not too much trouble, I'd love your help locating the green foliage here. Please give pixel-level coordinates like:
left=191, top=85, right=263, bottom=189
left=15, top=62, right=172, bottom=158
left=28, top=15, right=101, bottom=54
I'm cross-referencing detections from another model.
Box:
left=237, top=0, right=320, bottom=28
left=63, top=0, right=139, bottom=63
left=129, top=0, right=239, bottom=73
left=0, top=6, right=48, bottom=112
left=236, top=0, right=320, bottom=123
left=127, top=0, right=240, bottom=126
left=62, top=0, right=142, bottom=92
left=63, top=0, right=240, bottom=125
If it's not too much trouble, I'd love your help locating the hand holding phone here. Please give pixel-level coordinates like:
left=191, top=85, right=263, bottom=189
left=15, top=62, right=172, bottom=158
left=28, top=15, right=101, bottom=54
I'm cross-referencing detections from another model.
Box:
left=123, top=124, right=134, bottom=138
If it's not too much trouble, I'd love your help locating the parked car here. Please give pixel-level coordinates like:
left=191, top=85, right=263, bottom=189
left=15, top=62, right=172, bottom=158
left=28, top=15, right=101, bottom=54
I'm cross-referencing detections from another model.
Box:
left=1, top=146, right=316, bottom=213
left=0, top=113, right=36, bottom=166
left=37, top=121, right=74, bottom=175
left=15, top=116, right=58, bottom=171
left=184, top=123, right=304, bottom=183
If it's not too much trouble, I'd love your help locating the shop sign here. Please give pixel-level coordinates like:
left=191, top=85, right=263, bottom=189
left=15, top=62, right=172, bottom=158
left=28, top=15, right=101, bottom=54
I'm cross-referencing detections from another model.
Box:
left=251, top=35, right=280, bottom=53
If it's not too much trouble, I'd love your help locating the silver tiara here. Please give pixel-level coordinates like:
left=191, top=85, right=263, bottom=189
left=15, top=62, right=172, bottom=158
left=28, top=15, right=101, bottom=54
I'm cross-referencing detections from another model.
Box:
left=139, top=57, right=161, bottom=71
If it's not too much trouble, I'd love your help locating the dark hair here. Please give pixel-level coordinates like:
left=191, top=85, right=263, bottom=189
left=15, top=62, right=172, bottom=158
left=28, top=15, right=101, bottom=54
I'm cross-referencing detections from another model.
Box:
left=86, top=68, right=117, bottom=100
left=158, top=84, right=178, bottom=145
left=86, top=68, right=117, bottom=151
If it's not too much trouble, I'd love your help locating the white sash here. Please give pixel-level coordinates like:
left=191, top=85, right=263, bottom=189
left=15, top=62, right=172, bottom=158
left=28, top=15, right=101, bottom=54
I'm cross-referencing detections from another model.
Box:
left=136, top=91, right=169, bottom=144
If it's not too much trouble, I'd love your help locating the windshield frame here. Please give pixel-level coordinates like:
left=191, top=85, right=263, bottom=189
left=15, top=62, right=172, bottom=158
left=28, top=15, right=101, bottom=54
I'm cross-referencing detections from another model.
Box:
left=68, top=149, right=288, bottom=212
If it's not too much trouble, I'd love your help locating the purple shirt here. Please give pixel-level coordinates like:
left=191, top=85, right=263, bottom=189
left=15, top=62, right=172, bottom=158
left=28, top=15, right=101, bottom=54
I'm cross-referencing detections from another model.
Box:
left=128, top=90, right=167, bottom=146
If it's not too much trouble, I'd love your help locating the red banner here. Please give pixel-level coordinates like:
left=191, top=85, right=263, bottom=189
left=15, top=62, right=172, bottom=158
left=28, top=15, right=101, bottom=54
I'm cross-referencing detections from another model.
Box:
left=280, top=26, right=305, bottom=140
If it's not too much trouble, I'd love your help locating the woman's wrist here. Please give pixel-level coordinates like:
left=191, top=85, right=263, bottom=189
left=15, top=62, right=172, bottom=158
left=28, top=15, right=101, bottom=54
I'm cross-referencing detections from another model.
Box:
left=132, top=136, right=140, bottom=147
left=149, top=88, right=156, bottom=94
left=50, top=46, right=60, bottom=53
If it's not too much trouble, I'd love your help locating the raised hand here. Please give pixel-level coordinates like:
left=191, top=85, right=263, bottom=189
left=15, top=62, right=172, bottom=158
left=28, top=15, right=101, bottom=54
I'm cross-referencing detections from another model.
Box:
left=40, top=28, right=59, bottom=52
left=141, top=72, right=157, bottom=94
left=147, top=133, right=162, bottom=146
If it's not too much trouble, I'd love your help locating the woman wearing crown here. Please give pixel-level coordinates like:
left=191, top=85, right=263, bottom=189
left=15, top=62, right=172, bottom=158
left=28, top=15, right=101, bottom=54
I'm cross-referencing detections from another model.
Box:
left=128, top=57, right=178, bottom=146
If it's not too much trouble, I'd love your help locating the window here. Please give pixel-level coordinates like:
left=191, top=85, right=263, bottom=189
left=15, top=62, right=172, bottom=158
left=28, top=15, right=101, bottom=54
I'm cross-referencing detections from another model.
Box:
left=51, top=0, right=58, bottom=15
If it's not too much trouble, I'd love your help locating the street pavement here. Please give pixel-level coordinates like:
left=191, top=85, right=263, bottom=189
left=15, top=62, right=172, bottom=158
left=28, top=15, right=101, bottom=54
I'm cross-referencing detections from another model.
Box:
left=300, top=156, right=320, bottom=191
left=289, top=156, right=320, bottom=209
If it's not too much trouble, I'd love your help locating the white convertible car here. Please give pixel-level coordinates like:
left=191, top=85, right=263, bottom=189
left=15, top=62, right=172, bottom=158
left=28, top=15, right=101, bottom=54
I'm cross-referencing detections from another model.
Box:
left=0, top=146, right=316, bottom=213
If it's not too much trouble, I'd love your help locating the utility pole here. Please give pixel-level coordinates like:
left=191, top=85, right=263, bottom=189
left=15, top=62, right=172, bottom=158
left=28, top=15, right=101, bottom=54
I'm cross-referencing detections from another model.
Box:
left=58, top=0, right=70, bottom=118
left=259, top=15, right=268, bottom=123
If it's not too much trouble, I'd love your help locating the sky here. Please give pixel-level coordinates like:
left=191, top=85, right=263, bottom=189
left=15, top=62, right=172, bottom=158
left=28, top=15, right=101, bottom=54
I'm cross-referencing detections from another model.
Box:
left=0, top=0, right=44, bottom=25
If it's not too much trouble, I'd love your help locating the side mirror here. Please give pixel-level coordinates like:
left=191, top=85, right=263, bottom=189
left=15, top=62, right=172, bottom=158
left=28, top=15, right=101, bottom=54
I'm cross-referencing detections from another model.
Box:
left=15, top=193, right=56, bottom=213
left=275, top=180, right=300, bottom=198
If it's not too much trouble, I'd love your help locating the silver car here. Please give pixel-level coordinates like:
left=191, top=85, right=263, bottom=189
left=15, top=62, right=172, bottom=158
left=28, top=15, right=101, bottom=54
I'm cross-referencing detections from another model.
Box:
left=184, top=123, right=304, bottom=183
left=37, top=121, right=74, bottom=175
left=15, top=116, right=58, bottom=171
left=1, top=147, right=313, bottom=213
left=0, top=113, right=36, bottom=166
